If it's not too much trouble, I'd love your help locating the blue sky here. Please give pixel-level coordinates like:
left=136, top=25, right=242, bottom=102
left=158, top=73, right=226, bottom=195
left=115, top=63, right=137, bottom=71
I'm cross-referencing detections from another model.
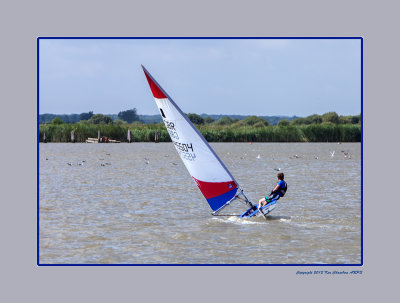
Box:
left=39, top=38, right=361, bottom=117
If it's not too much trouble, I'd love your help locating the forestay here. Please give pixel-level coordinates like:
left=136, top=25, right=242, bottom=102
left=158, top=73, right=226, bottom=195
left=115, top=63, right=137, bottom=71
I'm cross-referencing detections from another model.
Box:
left=142, top=65, right=240, bottom=212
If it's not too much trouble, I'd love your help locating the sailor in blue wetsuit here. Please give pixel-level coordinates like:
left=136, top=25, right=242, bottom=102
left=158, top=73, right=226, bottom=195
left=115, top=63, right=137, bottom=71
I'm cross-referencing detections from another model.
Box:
left=257, top=172, right=287, bottom=209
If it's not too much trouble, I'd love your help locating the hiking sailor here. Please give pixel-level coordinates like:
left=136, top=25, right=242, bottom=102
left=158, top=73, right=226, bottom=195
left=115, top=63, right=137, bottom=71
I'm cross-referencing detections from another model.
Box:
left=258, top=172, right=287, bottom=209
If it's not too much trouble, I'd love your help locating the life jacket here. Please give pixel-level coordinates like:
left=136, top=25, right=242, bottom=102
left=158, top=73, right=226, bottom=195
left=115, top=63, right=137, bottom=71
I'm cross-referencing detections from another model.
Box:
left=273, top=180, right=287, bottom=197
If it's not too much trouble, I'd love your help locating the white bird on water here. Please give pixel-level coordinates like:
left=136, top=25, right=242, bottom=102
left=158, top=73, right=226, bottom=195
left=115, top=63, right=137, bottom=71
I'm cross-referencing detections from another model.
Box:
left=330, top=151, right=335, bottom=158
left=256, top=154, right=261, bottom=159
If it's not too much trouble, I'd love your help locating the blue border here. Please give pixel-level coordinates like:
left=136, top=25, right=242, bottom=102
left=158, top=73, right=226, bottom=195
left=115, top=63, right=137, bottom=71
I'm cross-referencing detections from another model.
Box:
left=38, top=37, right=360, bottom=39
left=37, top=37, right=40, bottom=266
left=360, top=37, right=363, bottom=266
left=37, top=37, right=363, bottom=267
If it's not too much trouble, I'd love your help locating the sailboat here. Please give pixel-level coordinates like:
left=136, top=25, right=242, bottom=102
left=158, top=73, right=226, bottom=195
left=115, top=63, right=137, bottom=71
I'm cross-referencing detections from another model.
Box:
left=142, top=66, right=276, bottom=218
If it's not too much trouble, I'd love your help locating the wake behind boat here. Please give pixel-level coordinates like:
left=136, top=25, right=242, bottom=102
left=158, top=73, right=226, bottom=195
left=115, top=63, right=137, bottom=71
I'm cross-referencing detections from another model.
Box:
left=142, top=66, right=278, bottom=219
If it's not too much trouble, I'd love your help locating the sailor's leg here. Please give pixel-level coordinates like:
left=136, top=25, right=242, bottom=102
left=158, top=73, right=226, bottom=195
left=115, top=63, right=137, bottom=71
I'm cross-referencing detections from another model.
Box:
left=267, top=193, right=279, bottom=203
left=258, top=198, right=266, bottom=209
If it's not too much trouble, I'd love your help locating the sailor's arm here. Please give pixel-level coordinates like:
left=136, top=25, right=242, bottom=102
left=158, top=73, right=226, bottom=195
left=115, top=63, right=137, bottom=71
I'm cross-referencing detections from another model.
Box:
left=272, top=184, right=280, bottom=193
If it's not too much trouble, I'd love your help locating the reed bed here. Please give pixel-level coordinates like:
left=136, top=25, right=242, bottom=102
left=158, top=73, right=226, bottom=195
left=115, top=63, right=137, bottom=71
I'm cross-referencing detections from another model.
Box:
left=39, top=123, right=361, bottom=143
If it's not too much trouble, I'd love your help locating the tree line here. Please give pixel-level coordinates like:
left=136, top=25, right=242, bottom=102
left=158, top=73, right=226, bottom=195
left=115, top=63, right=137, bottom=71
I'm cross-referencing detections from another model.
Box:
left=39, top=109, right=140, bottom=124
left=41, top=110, right=360, bottom=127
left=39, top=111, right=361, bottom=143
left=186, top=112, right=360, bottom=127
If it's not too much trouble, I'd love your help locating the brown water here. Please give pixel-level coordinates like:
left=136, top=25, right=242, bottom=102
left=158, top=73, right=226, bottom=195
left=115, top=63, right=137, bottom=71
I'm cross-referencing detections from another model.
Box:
left=39, top=142, right=361, bottom=264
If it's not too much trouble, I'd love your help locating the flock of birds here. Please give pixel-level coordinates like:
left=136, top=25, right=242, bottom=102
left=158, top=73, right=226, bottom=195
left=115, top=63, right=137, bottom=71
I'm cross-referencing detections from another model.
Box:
left=60, top=153, right=112, bottom=167
left=253, top=149, right=351, bottom=161
left=253, top=148, right=353, bottom=171
left=46, top=144, right=352, bottom=171
left=144, top=155, right=178, bottom=166
left=55, top=152, right=180, bottom=167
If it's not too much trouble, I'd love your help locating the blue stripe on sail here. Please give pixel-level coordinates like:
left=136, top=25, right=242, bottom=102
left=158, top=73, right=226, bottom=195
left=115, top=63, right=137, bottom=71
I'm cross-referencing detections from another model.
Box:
left=206, top=188, right=238, bottom=211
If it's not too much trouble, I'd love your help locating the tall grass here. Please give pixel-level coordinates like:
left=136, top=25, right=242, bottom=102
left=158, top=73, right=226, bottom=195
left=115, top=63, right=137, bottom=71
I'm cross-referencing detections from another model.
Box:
left=300, top=124, right=361, bottom=142
left=39, top=122, right=361, bottom=143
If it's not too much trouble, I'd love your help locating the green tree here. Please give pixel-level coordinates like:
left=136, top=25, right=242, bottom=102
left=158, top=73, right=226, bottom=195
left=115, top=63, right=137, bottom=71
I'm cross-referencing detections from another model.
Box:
left=215, top=116, right=234, bottom=125
left=291, top=114, right=322, bottom=125
left=339, top=116, right=351, bottom=124
left=291, top=117, right=307, bottom=125
left=118, top=108, right=139, bottom=123
left=351, top=115, right=361, bottom=124
left=307, top=114, right=322, bottom=124
left=322, top=112, right=340, bottom=124
left=278, top=119, right=290, bottom=126
left=187, top=113, right=204, bottom=124
left=88, top=114, right=113, bottom=124
left=242, top=116, right=269, bottom=126
left=203, top=116, right=216, bottom=124
left=114, top=119, right=126, bottom=125
left=51, top=117, right=64, bottom=124
left=80, top=111, right=94, bottom=121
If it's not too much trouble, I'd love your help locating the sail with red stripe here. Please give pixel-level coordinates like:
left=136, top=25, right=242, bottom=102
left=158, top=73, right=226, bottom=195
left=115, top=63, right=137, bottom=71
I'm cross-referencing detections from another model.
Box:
left=142, top=65, right=239, bottom=211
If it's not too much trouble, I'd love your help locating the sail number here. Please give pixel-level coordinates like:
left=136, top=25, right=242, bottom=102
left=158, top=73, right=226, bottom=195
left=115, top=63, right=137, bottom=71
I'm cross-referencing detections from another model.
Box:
left=174, top=142, right=196, bottom=161
left=168, top=129, right=179, bottom=140
left=163, top=119, right=196, bottom=161
left=173, top=141, right=196, bottom=161
left=178, top=149, right=196, bottom=161
left=174, top=141, right=194, bottom=152
left=164, top=120, right=176, bottom=130
left=164, top=120, right=180, bottom=139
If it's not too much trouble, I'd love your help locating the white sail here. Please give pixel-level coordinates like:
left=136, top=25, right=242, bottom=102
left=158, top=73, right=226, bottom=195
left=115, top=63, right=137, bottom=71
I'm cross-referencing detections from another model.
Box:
left=142, top=66, right=239, bottom=211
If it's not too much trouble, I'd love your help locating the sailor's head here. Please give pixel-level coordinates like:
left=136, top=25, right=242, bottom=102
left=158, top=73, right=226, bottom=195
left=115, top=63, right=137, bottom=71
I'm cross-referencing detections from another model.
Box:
left=277, top=172, right=284, bottom=180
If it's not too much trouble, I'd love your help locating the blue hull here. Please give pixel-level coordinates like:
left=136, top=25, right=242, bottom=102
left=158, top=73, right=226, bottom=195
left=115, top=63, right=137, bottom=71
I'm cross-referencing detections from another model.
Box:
left=239, top=199, right=277, bottom=218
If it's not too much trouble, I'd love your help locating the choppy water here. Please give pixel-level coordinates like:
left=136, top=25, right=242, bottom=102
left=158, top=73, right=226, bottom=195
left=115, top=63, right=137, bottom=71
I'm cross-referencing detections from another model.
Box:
left=39, top=142, right=361, bottom=264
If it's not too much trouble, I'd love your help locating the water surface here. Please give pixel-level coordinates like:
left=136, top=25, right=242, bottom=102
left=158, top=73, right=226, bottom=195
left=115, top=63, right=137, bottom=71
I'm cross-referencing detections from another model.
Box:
left=39, top=142, right=361, bottom=264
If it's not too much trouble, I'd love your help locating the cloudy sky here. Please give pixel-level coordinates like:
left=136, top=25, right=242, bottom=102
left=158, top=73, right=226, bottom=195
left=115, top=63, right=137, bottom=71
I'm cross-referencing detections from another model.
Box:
left=39, top=38, right=361, bottom=117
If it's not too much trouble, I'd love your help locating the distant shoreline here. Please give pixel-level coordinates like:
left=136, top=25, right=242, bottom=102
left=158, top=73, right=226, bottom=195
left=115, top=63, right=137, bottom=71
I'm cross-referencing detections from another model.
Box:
left=39, top=123, right=361, bottom=143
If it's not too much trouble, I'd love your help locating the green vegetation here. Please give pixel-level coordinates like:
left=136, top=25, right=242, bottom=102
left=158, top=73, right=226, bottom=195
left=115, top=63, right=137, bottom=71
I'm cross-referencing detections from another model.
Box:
left=239, top=116, right=269, bottom=127
left=51, top=117, right=64, bottom=125
left=39, top=112, right=299, bottom=125
left=117, top=108, right=139, bottom=123
left=87, top=114, right=113, bottom=124
left=214, top=116, right=237, bottom=125
left=39, top=111, right=361, bottom=143
left=187, top=113, right=205, bottom=125
left=277, top=119, right=290, bottom=127
left=290, top=113, right=360, bottom=126
left=203, top=116, right=216, bottom=124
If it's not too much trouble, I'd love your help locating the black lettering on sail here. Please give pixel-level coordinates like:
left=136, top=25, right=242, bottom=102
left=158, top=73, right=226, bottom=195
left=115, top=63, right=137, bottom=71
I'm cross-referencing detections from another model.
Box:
left=160, top=108, right=166, bottom=118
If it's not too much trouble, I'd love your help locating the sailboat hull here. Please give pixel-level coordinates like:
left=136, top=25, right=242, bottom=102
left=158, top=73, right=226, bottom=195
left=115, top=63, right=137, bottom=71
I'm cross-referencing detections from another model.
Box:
left=239, top=199, right=277, bottom=218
